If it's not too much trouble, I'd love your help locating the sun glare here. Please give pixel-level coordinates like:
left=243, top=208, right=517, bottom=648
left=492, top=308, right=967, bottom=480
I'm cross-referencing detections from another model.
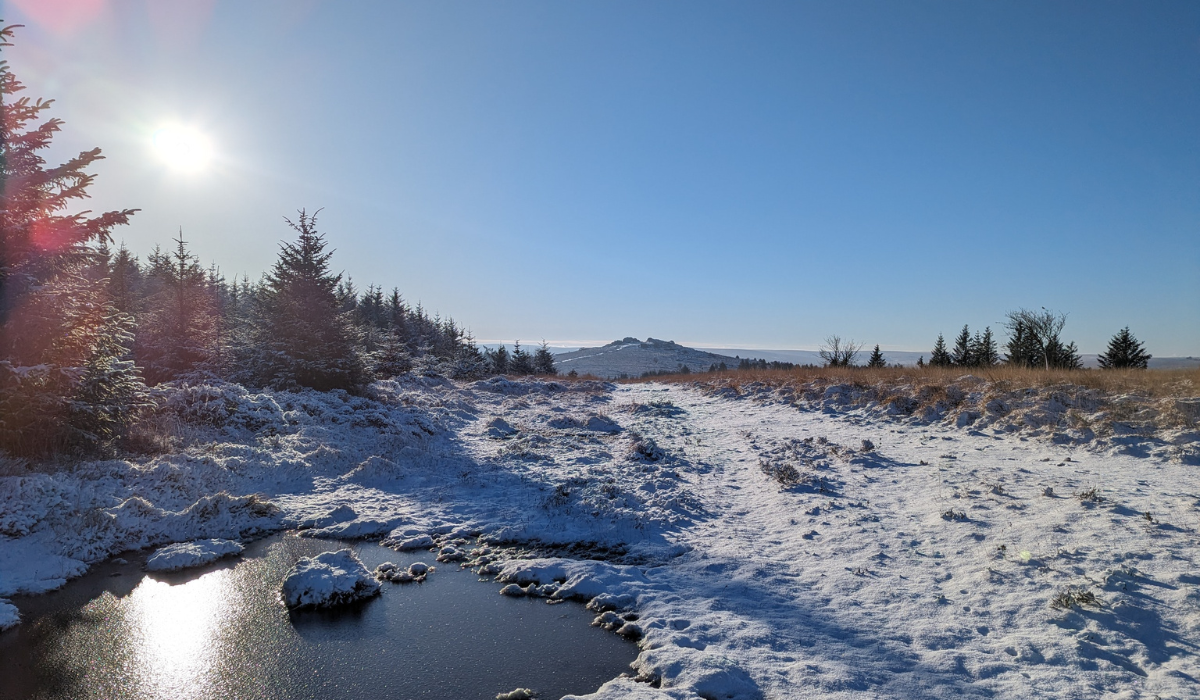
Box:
left=152, top=125, right=213, bottom=172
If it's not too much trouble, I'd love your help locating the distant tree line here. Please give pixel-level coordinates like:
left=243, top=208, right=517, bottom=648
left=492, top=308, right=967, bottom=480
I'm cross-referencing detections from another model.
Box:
left=918, top=309, right=1149, bottom=370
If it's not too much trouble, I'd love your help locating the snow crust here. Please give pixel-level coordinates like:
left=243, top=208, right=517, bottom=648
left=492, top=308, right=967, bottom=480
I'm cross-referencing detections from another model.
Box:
left=2, top=375, right=1198, bottom=699
left=0, top=598, right=18, bottom=631
left=145, top=538, right=244, bottom=572
left=280, top=548, right=380, bottom=608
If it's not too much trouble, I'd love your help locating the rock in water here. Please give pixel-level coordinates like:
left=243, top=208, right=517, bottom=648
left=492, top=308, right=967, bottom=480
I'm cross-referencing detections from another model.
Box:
left=281, top=549, right=381, bottom=608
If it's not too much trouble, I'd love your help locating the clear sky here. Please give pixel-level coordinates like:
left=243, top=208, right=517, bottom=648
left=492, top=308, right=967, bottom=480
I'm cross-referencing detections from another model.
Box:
left=6, top=0, right=1198, bottom=354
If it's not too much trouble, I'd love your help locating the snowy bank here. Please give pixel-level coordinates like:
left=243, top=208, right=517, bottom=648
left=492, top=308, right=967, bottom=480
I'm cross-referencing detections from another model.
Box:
left=280, top=548, right=380, bottom=608
left=0, top=598, right=18, bottom=631
left=145, top=538, right=244, bottom=572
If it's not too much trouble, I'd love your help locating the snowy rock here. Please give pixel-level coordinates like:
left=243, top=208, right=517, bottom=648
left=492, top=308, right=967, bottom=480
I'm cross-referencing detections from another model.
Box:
left=280, top=549, right=381, bottom=609
left=0, top=598, right=19, bottom=631
left=374, top=561, right=414, bottom=582
left=436, top=545, right=466, bottom=562
left=627, top=434, right=665, bottom=462
left=592, top=610, right=623, bottom=629
left=374, top=560, right=430, bottom=583
left=955, top=411, right=980, bottom=428
left=495, top=689, right=536, bottom=700
left=584, top=414, right=621, bottom=433
left=383, top=531, right=435, bottom=551
left=499, top=583, right=527, bottom=597
left=145, top=538, right=244, bottom=572
left=486, top=417, right=519, bottom=438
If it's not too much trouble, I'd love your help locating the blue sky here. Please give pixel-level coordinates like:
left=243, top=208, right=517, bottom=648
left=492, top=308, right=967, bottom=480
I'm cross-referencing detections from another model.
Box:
left=7, top=0, right=1198, bottom=354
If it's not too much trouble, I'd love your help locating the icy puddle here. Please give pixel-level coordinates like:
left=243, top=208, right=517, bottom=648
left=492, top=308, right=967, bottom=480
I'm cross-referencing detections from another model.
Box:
left=0, top=534, right=635, bottom=700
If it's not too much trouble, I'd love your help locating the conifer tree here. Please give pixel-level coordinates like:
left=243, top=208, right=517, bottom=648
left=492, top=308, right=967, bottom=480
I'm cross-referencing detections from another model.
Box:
left=1004, top=308, right=1069, bottom=371
left=510, top=340, right=534, bottom=375
left=866, top=344, right=886, bottom=368
left=252, top=209, right=365, bottom=392
left=136, top=232, right=218, bottom=384
left=449, top=330, right=488, bottom=379
left=1004, top=320, right=1041, bottom=368
left=68, top=310, right=152, bottom=450
left=0, top=24, right=141, bottom=454
left=1097, top=327, right=1151, bottom=369
left=972, top=327, right=999, bottom=368
left=533, top=340, right=557, bottom=375
left=929, top=334, right=952, bottom=367
left=488, top=344, right=509, bottom=375
left=1045, top=336, right=1083, bottom=370
left=950, top=325, right=974, bottom=367
left=107, top=242, right=142, bottom=315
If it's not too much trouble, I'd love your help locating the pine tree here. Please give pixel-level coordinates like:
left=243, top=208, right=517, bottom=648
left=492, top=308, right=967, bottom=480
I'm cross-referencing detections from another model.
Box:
left=916, top=356, right=925, bottom=368
left=930, top=334, right=952, bottom=367
left=107, top=242, right=142, bottom=314
left=972, top=327, right=999, bottom=368
left=252, top=209, right=365, bottom=392
left=371, top=330, right=413, bottom=378
left=1004, top=321, right=1041, bottom=368
left=1004, top=308, right=1070, bottom=371
left=1097, top=327, right=1151, bottom=369
left=449, top=330, right=488, bottom=379
left=510, top=340, right=534, bottom=375
left=488, top=344, right=509, bottom=375
left=67, top=310, right=151, bottom=450
left=1045, top=336, right=1083, bottom=370
left=950, top=325, right=974, bottom=367
left=866, top=344, right=886, bottom=368
left=136, top=232, right=218, bottom=384
left=533, top=340, right=557, bottom=375
left=0, top=25, right=140, bottom=455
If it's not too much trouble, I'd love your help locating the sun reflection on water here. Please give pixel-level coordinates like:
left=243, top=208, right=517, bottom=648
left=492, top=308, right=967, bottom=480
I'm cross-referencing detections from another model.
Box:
left=125, top=571, right=229, bottom=699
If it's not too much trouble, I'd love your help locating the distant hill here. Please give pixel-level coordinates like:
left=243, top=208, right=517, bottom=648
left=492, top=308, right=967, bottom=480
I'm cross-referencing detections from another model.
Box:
left=551, top=340, right=1199, bottom=377
left=553, top=338, right=740, bottom=378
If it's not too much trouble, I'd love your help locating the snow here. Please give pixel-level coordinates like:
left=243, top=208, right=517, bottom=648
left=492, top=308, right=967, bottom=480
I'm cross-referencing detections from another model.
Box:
left=280, top=548, right=381, bottom=608
left=2, top=376, right=1198, bottom=699
left=0, top=598, right=18, bottom=631
left=144, top=538, right=244, bottom=572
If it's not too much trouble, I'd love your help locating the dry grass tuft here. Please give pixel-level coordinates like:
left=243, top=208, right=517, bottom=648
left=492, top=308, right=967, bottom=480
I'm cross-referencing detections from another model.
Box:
left=625, top=366, right=1199, bottom=399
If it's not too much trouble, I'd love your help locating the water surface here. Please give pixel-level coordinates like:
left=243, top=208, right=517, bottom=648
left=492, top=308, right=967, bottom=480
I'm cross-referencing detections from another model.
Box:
left=0, top=534, right=635, bottom=700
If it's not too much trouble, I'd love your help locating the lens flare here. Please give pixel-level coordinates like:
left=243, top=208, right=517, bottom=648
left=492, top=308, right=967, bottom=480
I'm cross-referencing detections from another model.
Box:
left=152, top=125, right=213, bottom=172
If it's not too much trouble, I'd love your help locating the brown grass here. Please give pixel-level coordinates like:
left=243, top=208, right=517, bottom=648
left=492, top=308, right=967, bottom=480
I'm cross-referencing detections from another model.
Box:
left=623, top=366, right=1200, bottom=399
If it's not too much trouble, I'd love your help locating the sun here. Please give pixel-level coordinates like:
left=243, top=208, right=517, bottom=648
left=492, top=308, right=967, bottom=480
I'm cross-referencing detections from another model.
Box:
left=151, top=125, right=213, bottom=172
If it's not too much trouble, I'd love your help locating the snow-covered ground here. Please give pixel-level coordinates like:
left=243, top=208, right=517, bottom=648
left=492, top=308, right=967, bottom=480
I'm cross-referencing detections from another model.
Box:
left=1, top=375, right=1198, bottom=699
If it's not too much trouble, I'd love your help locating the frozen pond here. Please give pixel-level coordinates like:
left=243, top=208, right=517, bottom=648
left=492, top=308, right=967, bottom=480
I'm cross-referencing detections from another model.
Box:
left=0, top=534, right=636, bottom=700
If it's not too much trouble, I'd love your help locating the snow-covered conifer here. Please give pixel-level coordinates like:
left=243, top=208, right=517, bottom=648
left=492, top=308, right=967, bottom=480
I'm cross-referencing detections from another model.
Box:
left=510, top=340, right=534, bottom=375
left=251, top=210, right=366, bottom=392
left=0, top=25, right=139, bottom=455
